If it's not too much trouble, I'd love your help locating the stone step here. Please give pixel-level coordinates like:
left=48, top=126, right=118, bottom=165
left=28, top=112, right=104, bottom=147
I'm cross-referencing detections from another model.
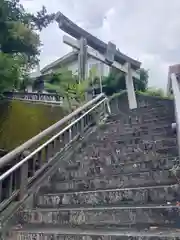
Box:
left=76, top=142, right=178, bottom=163
left=108, top=109, right=174, bottom=121
left=109, top=104, right=172, bottom=114
left=86, top=138, right=177, bottom=150
left=98, top=124, right=173, bottom=137
left=10, top=227, right=180, bottom=240
left=136, top=100, right=173, bottom=108
left=95, top=124, right=173, bottom=139
left=107, top=115, right=174, bottom=125
left=121, top=146, right=178, bottom=159
left=103, top=122, right=172, bottom=131
left=136, top=94, right=173, bottom=103
left=36, top=184, right=180, bottom=208
left=45, top=169, right=177, bottom=192
left=91, top=127, right=175, bottom=142
left=112, top=119, right=174, bottom=129
left=110, top=97, right=174, bottom=114
left=137, top=100, right=174, bottom=108
left=117, top=151, right=178, bottom=164
left=105, top=118, right=172, bottom=128
left=72, top=147, right=178, bottom=168
left=51, top=157, right=179, bottom=181
left=58, top=145, right=178, bottom=169
left=15, top=205, right=180, bottom=229
left=57, top=147, right=179, bottom=167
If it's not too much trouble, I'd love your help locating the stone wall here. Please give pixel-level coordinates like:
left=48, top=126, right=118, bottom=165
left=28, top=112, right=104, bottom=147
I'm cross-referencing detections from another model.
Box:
left=109, top=92, right=175, bottom=117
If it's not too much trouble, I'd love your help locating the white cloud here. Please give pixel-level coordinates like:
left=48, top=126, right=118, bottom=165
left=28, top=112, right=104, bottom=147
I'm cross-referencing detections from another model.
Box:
left=21, top=0, right=180, bottom=89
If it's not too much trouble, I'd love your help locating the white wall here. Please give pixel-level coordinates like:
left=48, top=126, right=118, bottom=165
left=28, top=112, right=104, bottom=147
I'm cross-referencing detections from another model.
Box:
left=66, top=61, right=79, bottom=75
left=63, top=57, right=110, bottom=78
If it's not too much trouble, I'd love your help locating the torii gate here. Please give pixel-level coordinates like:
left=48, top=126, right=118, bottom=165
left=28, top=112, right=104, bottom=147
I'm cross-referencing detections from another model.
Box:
left=55, top=12, right=141, bottom=109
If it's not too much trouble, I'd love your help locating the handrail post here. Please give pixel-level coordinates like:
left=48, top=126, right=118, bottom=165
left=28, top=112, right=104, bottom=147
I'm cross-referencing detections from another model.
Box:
left=106, top=98, right=111, bottom=115
left=69, top=128, right=72, bottom=142
left=19, top=161, right=28, bottom=200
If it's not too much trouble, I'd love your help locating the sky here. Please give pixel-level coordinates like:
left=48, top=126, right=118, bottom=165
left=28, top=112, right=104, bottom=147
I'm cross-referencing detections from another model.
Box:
left=21, top=0, right=180, bottom=89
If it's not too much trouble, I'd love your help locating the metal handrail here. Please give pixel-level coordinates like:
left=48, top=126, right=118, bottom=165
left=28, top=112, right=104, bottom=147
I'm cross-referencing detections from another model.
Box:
left=0, top=93, right=110, bottom=211
left=170, top=73, right=180, bottom=156
left=0, top=97, right=107, bottom=182
left=0, top=93, right=105, bottom=169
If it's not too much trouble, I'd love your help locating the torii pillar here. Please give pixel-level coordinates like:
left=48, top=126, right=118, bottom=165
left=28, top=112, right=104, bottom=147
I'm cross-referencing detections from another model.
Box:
left=106, top=42, right=137, bottom=109
left=78, top=37, right=87, bottom=83
left=125, top=62, right=137, bottom=109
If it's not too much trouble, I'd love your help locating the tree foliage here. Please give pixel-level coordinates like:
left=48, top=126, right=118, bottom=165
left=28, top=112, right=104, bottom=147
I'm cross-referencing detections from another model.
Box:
left=102, top=68, right=149, bottom=96
left=45, top=69, right=90, bottom=111
left=0, top=0, right=55, bottom=93
left=0, top=53, right=22, bottom=93
left=134, top=68, right=149, bottom=92
left=102, top=68, right=126, bottom=96
left=0, top=0, right=55, bottom=57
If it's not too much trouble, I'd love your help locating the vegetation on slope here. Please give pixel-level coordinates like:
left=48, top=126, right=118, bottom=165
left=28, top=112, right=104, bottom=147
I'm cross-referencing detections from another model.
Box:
left=0, top=100, right=66, bottom=151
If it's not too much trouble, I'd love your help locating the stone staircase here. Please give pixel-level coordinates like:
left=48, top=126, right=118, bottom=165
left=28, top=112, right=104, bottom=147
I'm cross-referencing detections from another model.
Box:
left=8, top=94, right=180, bottom=239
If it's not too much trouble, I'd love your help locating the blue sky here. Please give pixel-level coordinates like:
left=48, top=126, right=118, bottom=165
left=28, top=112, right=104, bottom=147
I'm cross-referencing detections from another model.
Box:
left=22, top=0, right=180, bottom=89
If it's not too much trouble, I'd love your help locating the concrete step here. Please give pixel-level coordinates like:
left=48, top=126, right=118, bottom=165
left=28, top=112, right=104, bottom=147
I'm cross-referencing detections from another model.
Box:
left=15, top=205, right=180, bottom=229
left=51, top=157, right=179, bottom=181
left=10, top=227, right=180, bottom=240
left=36, top=184, right=180, bottom=208
left=43, top=169, right=177, bottom=193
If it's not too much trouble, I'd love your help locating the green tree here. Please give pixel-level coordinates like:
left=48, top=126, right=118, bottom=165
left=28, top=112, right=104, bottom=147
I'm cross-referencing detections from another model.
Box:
left=102, top=68, right=149, bottom=96
left=102, top=68, right=125, bottom=96
left=0, top=53, right=22, bottom=94
left=45, top=69, right=90, bottom=112
left=0, top=0, right=55, bottom=93
left=1, top=1, right=55, bottom=57
left=134, top=68, right=149, bottom=92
